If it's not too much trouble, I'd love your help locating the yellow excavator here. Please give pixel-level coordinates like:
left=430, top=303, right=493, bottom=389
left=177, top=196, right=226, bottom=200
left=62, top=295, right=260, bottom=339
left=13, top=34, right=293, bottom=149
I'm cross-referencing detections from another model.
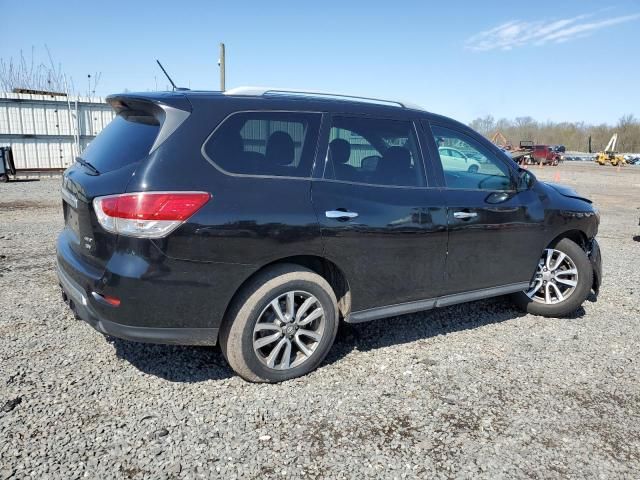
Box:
left=491, top=131, right=511, bottom=149
left=595, top=133, right=626, bottom=166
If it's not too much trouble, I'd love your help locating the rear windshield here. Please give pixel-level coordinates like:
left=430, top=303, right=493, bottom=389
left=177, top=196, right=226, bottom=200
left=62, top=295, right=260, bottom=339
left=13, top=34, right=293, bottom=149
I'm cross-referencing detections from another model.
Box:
left=80, top=115, right=159, bottom=173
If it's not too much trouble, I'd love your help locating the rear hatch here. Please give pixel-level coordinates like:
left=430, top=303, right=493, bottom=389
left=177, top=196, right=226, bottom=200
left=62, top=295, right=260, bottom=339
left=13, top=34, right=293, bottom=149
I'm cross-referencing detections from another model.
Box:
left=61, top=94, right=191, bottom=269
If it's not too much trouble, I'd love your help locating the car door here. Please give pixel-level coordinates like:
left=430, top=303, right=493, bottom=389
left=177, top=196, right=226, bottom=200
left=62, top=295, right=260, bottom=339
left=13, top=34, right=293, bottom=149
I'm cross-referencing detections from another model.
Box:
left=311, top=113, right=448, bottom=315
left=424, top=121, right=546, bottom=295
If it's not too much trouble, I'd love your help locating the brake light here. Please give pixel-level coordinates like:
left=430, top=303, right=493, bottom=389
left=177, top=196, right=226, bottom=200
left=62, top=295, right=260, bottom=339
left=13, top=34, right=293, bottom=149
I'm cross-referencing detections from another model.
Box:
left=93, top=191, right=211, bottom=238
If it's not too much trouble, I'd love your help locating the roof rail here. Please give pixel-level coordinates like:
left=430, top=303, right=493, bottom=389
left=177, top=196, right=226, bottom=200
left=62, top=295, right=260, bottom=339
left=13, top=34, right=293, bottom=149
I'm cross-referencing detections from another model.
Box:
left=223, top=86, right=424, bottom=110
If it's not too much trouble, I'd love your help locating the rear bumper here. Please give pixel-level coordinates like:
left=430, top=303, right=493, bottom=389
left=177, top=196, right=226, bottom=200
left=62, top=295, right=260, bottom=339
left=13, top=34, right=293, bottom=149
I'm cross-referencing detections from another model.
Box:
left=56, top=224, right=256, bottom=345
left=588, top=238, right=602, bottom=295
left=57, top=262, right=219, bottom=345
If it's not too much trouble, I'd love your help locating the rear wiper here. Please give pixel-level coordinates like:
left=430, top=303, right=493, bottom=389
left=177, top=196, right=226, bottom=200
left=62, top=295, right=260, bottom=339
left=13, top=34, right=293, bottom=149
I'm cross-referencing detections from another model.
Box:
left=75, top=157, right=100, bottom=175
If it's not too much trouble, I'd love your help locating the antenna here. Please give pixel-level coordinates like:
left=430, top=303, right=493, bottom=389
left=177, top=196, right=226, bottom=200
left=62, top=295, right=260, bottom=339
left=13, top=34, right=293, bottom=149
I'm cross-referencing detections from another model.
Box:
left=156, top=59, right=177, bottom=90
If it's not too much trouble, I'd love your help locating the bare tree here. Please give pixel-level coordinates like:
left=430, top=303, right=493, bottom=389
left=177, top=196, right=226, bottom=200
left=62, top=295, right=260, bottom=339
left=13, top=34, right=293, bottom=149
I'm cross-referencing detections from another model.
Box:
left=469, top=115, right=495, bottom=136
left=0, top=46, right=101, bottom=97
left=0, top=46, right=66, bottom=93
left=617, top=114, right=637, bottom=151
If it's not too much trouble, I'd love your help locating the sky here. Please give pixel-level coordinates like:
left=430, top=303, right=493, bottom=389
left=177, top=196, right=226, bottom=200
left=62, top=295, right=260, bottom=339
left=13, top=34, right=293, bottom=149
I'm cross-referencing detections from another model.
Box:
left=2, top=0, right=639, bottom=125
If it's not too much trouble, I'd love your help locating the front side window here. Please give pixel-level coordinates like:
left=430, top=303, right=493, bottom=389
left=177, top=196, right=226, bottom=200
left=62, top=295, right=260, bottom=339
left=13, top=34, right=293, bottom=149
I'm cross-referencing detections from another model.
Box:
left=204, top=112, right=321, bottom=177
left=431, top=125, right=513, bottom=191
left=325, top=116, right=425, bottom=187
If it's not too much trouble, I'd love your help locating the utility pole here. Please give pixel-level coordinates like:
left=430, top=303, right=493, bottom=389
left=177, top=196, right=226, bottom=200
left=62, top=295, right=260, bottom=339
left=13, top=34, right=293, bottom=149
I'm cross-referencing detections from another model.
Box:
left=219, top=43, right=226, bottom=91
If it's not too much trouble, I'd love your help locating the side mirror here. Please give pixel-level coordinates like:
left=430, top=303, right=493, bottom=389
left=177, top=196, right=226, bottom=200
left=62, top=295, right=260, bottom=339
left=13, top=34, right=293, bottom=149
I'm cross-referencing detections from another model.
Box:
left=516, top=168, right=534, bottom=191
left=485, top=191, right=512, bottom=204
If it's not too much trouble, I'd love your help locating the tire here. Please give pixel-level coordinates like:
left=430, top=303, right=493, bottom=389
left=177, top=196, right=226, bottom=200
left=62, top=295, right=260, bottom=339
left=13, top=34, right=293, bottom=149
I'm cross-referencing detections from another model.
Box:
left=6, top=148, right=16, bottom=176
left=511, top=238, right=592, bottom=317
left=467, top=164, right=479, bottom=173
left=219, top=263, right=339, bottom=382
left=0, top=174, right=8, bottom=183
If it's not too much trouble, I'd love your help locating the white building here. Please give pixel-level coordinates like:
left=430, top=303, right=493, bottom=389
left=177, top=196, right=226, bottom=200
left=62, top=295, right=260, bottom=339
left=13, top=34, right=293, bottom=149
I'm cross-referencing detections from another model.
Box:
left=0, top=91, right=114, bottom=171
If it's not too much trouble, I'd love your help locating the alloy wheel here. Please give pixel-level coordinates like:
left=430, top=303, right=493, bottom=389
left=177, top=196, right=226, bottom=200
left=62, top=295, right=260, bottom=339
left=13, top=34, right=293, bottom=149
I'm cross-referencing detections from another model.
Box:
left=527, top=248, right=579, bottom=305
left=253, top=291, right=325, bottom=370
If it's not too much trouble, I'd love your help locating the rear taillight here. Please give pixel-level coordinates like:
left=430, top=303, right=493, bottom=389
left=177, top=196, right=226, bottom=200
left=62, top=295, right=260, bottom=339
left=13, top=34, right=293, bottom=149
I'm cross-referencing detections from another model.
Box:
left=93, top=191, right=211, bottom=238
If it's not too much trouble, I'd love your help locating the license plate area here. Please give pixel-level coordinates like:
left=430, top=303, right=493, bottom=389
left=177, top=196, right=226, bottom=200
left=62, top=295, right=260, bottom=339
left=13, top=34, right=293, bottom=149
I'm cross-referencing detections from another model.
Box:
left=64, top=203, right=81, bottom=238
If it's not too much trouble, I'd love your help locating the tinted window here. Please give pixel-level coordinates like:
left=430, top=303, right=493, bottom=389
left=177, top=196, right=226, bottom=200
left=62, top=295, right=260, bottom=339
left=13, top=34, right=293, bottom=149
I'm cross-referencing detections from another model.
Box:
left=431, top=125, right=513, bottom=191
left=204, top=112, right=321, bottom=177
left=325, top=116, right=425, bottom=187
left=80, top=115, right=159, bottom=173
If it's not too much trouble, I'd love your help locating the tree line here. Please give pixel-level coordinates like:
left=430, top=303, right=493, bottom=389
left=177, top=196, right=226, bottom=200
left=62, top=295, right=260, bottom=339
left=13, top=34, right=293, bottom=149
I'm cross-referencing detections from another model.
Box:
left=469, top=114, right=640, bottom=153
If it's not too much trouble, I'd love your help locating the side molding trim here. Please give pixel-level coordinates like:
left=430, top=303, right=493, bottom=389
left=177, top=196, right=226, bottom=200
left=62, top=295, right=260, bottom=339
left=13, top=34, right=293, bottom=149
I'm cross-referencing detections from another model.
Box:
left=345, top=282, right=530, bottom=324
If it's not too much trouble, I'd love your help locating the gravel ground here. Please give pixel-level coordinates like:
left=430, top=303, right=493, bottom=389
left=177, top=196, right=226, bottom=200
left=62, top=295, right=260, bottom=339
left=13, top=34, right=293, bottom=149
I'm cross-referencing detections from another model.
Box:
left=1, top=163, right=639, bottom=479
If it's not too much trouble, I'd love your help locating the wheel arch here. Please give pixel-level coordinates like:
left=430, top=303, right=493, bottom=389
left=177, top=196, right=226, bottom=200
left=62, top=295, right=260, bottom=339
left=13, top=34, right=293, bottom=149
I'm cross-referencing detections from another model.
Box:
left=547, top=229, right=589, bottom=250
left=221, top=255, right=352, bottom=326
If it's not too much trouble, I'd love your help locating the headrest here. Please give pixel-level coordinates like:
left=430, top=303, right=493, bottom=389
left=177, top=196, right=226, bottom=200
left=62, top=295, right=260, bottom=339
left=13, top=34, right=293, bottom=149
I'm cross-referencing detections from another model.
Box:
left=265, top=131, right=295, bottom=165
left=329, top=139, right=351, bottom=164
left=381, top=146, right=411, bottom=170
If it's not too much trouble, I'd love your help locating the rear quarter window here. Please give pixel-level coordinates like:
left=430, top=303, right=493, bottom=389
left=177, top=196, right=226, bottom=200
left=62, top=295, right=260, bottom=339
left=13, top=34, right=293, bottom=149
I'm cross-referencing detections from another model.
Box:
left=203, top=112, right=321, bottom=177
left=80, top=115, right=159, bottom=173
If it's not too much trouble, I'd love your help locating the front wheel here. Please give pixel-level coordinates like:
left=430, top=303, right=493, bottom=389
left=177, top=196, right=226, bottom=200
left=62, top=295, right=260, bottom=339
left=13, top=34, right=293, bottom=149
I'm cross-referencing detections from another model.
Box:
left=219, top=264, right=339, bottom=382
left=512, top=238, right=593, bottom=317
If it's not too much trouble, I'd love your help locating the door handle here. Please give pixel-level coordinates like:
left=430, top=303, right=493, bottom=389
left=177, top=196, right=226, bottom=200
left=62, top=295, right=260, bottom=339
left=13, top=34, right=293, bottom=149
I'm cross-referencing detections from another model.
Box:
left=453, top=211, right=478, bottom=219
left=326, top=210, right=359, bottom=220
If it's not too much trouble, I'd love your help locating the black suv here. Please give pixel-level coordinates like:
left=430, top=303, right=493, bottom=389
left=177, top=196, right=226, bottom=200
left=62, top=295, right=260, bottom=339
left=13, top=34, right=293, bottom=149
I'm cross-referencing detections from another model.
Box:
left=57, top=88, right=602, bottom=382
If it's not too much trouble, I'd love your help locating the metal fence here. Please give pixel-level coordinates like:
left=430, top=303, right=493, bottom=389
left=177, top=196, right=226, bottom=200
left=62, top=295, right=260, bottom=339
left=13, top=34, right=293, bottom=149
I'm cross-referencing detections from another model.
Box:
left=0, top=92, right=114, bottom=170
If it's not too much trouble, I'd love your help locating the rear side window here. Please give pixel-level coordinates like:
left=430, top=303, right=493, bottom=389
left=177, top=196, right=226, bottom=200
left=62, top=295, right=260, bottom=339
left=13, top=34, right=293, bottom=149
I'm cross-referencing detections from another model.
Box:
left=325, top=116, right=425, bottom=187
left=80, top=115, right=159, bottom=173
left=204, top=112, right=321, bottom=177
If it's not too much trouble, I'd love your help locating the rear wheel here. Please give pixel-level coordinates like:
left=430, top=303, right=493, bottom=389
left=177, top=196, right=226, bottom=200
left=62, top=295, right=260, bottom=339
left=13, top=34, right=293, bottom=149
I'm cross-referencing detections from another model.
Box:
left=219, top=264, right=339, bottom=382
left=512, top=238, right=592, bottom=317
